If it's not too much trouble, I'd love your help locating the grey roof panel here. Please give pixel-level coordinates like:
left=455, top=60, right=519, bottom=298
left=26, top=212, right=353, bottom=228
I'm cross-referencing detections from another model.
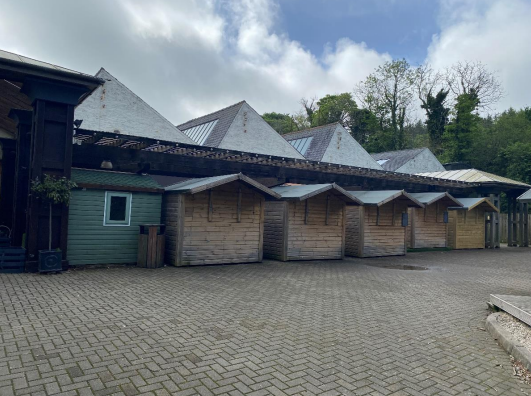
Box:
left=408, top=192, right=462, bottom=207
left=283, top=124, right=337, bottom=161
left=271, top=183, right=361, bottom=203
left=517, top=189, right=531, bottom=202
left=347, top=190, right=423, bottom=207
left=177, top=101, right=245, bottom=148
left=164, top=173, right=280, bottom=198
left=450, top=197, right=499, bottom=212
left=371, top=148, right=426, bottom=171
left=417, top=169, right=531, bottom=188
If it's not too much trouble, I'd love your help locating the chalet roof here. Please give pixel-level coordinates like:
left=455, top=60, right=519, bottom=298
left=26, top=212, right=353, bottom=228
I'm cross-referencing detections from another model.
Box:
left=270, top=183, right=361, bottom=203
left=408, top=192, right=462, bottom=207
left=347, top=190, right=423, bottom=207
left=416, top=169, right=530, bottom=189
left=283, top=124, right=338, bottom=161
left=177, top=101, right=245, bottom=147
left=371, top=148, right=427, bottom=171
left=450, top=197, right=499, bottom=212
left=76, top=68, right=194, bottom=144
left=71, top=168, right=162, bottom=190
left=517, top=189, right=531, bottom=203
left=164, top=173, right=280, bottom=198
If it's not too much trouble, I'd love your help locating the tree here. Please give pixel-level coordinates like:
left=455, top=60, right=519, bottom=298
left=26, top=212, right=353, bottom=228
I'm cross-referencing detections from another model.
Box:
left=442, top=90, right=480, bottom=163
left=444, top=61, right=503, bottom=110
left=31, top=175, right=77, bottom=251
left=355, top=59, right=416, bottom=151
left=421, top=89, right=450, bottom=154
left=310, top=93, right=358, bottom=127
left=262, top=112, right=300, bottom=135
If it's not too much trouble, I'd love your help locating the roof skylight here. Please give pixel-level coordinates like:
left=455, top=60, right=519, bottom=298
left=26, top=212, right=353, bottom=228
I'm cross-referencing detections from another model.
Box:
left=182, top=119, right=218, bottom=145
left=288, top=137, right=313, bottom=156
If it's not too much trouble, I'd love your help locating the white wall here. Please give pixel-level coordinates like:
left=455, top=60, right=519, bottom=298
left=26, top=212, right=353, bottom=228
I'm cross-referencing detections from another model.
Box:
left=75, top=69, right=194, bottom=144
left=396, top=148, right=445, bottom=174
left=321, top=125, right=383, bottom=170
left=218, top=103, right=304, bottom=159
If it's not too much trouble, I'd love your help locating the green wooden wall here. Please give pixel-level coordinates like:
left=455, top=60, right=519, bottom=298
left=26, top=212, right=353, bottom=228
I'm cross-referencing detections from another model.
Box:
left=67, top=189, right=162, bottom=265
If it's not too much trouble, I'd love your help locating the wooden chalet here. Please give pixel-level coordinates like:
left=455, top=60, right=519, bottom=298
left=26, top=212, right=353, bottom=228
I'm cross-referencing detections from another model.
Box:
left=263, top=184, right=360, bottom=261
left=407, top=192, right=463, bottom=249
left=447, top=198, right=499, bottom=250
left=345, top=191, right=423, bottom=258
left=162, top=173, right=279, bottom=266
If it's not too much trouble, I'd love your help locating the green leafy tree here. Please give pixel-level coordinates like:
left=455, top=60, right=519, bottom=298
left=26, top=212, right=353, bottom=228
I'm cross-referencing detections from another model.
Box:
left=441, top=91, right=480, bottom=163
left=262, top=112, right=300, bottom=135
left=310, top=93, right=358, bottom=127
left=31, top=175, right=77, bottom=251
left=496, top=142, right=531, bottom=184
left=421, top=89, right=450, bottom=155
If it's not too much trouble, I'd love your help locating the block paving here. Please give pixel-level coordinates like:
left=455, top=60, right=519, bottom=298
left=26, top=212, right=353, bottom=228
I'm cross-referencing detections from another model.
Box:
left=1, top=248, right=531, bottom=395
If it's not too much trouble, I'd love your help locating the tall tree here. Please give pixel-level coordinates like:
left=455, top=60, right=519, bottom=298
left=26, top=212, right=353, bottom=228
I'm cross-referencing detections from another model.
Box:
left=355, top=59, right=416, bottom=151
left=421, top=89, right=450, bottom=155
left=310, top=93, right=358, bottom=127
left=442, top=90, right=480, bottom=163
left=262, top=112, right=300, bottom=135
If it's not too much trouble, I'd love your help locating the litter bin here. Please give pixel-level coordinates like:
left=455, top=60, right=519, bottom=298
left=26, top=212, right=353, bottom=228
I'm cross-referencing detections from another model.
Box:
left=137, top=224, right=165, bottom=268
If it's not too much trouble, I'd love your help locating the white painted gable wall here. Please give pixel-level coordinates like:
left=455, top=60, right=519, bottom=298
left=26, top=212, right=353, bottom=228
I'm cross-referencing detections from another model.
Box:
left=396, top=148, right=446, bottom=174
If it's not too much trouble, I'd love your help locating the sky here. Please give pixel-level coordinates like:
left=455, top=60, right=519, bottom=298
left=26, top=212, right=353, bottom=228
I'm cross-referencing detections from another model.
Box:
left=0, top=0, right=530, bottom=125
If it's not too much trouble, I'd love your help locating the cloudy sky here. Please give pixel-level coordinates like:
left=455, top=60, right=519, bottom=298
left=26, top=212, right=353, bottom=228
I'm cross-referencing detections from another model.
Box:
left=0, top=0, right=529, bottom=124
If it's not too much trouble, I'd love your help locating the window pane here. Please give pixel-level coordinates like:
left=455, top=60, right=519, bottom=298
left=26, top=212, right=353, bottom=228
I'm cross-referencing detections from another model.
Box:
left=109, top=196, right=127, bottom=221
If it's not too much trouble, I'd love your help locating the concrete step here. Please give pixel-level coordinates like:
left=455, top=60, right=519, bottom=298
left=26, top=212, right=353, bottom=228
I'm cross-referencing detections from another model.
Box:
left=490, top=294, right=531, bottom=326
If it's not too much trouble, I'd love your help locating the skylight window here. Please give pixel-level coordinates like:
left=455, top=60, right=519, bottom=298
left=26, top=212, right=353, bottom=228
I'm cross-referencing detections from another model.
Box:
left=288, top=137, right=313, bottom=156
left=377, top=159, right=389, bottom=165
left=182, top=120, right=218, bottom=145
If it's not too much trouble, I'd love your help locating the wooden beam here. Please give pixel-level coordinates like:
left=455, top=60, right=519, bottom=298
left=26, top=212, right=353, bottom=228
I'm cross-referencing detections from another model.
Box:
left=325, top=195, right=330, bottom=226
left=237, top=187, right=242, bottom=223
left=304, top=199, right=309, bottom=225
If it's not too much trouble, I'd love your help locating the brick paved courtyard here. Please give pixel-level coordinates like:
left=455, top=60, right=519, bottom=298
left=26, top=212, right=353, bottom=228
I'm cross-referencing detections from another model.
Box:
left=1, top=249, right=531, bottom=396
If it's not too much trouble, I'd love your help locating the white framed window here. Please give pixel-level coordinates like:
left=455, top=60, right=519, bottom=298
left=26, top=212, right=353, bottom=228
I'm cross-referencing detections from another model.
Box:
left=104, top=192, right=132, bottom=226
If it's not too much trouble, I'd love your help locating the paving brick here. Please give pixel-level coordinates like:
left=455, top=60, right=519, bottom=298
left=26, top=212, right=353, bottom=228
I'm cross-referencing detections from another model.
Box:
left=1, top=249, right=530, bottom=395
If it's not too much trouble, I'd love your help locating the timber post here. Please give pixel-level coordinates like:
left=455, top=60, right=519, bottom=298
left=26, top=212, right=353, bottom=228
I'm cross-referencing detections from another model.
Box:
left=0, top=139, right=16, bottom=230
left=22, top=78, right=91, bottom=271
left=8, top=109, right=33, bottom=247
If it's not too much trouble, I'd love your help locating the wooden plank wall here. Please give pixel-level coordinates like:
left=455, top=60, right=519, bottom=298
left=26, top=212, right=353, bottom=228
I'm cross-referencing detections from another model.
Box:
left=447, top=209, right=485, bottom=249
left=408, top=205, right=448, bottom=249
left=164, top=181, right=264, bottom=266
left=286, top=194, right=345, bottom=261
left=345, top=206, right=363, bottom=257
left=263, top=201, right=288, bottom=261
left=67, top=190, right=162, bottom=265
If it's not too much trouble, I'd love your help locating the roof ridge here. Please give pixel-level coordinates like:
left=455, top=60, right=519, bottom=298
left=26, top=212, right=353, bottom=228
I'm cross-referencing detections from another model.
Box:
left=177, top=100, right=246, bottom=128
left=92, top=68, right=185, bottom=134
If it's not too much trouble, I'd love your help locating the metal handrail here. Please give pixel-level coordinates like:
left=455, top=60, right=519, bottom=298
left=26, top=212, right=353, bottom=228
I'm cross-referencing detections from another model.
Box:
left=0, top=225, right=11, bottom=238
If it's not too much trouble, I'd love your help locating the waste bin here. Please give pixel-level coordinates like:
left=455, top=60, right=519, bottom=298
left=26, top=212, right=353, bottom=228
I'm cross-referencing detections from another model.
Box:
left=137, top=224, right=165, bottom=268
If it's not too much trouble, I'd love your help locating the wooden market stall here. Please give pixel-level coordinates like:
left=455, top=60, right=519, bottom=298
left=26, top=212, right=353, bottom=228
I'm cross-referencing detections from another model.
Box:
left=447, top=197, right=499, bottom=250
left=345, top=190, right=423, bottom=258
left=162, top=173, right=279, bottom=266
left=407, top=192, right=463, bottom=249
left=263, top=184, right=360, bottom=261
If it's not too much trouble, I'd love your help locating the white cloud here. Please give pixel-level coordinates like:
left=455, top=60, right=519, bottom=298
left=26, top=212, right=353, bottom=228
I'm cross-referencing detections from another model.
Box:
left=427, top=0, right=531, bottom=112
left=0, top=0, right=390, bottom=123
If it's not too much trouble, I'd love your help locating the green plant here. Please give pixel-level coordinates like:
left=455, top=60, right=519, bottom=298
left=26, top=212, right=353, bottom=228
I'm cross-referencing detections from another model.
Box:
left=31, top=175, right=77, bottom=251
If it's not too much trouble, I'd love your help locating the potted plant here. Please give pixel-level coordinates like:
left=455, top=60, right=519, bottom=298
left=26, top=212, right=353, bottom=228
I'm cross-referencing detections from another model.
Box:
left=31, top=175, right=77, bottom=273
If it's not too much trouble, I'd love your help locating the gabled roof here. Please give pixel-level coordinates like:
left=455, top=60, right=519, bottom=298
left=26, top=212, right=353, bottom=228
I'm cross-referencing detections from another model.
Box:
left=346, top=190, right=423, bottom=208
left=416, top=169, right=530, bottom=188
left=283, top=124, right=338, bottom=161
left=408, top=192, right=462, bottom=207
left=517, top=189, right=531, bottom=203
left=177, top=101, right=245, bottom=147
left=75, top=68, right=194, bottom=144
left=271, top=183, right=361, bottom=203
left=371, top=148, right=427, bottom=171
left=164, top=173, right=280, bottom=198
left=71, top=168, right=163, bottom=191
left=450, top=197, right=499, bottom=212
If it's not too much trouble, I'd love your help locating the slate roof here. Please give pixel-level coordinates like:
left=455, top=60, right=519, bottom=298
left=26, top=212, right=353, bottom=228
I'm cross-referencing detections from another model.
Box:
left=164, top=173, right=280, bottom=198
left=177, top=101, right=245, bottom=147
left=408, top=192, right=462, bottom=207
left=371, top=148, right=426, bottom=171
left=346, top=190, right=423, bottom=207
left=71, top=168, right=162, bottom=190
left=450, top=197, right=499, bottom=212
left=517, top=189, right=531, bottom=203
left=282, top=124, right=338, bottom=161
left=416, top=169, right=531, bottom=188
left=271, top=183, right=361, bottom=203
